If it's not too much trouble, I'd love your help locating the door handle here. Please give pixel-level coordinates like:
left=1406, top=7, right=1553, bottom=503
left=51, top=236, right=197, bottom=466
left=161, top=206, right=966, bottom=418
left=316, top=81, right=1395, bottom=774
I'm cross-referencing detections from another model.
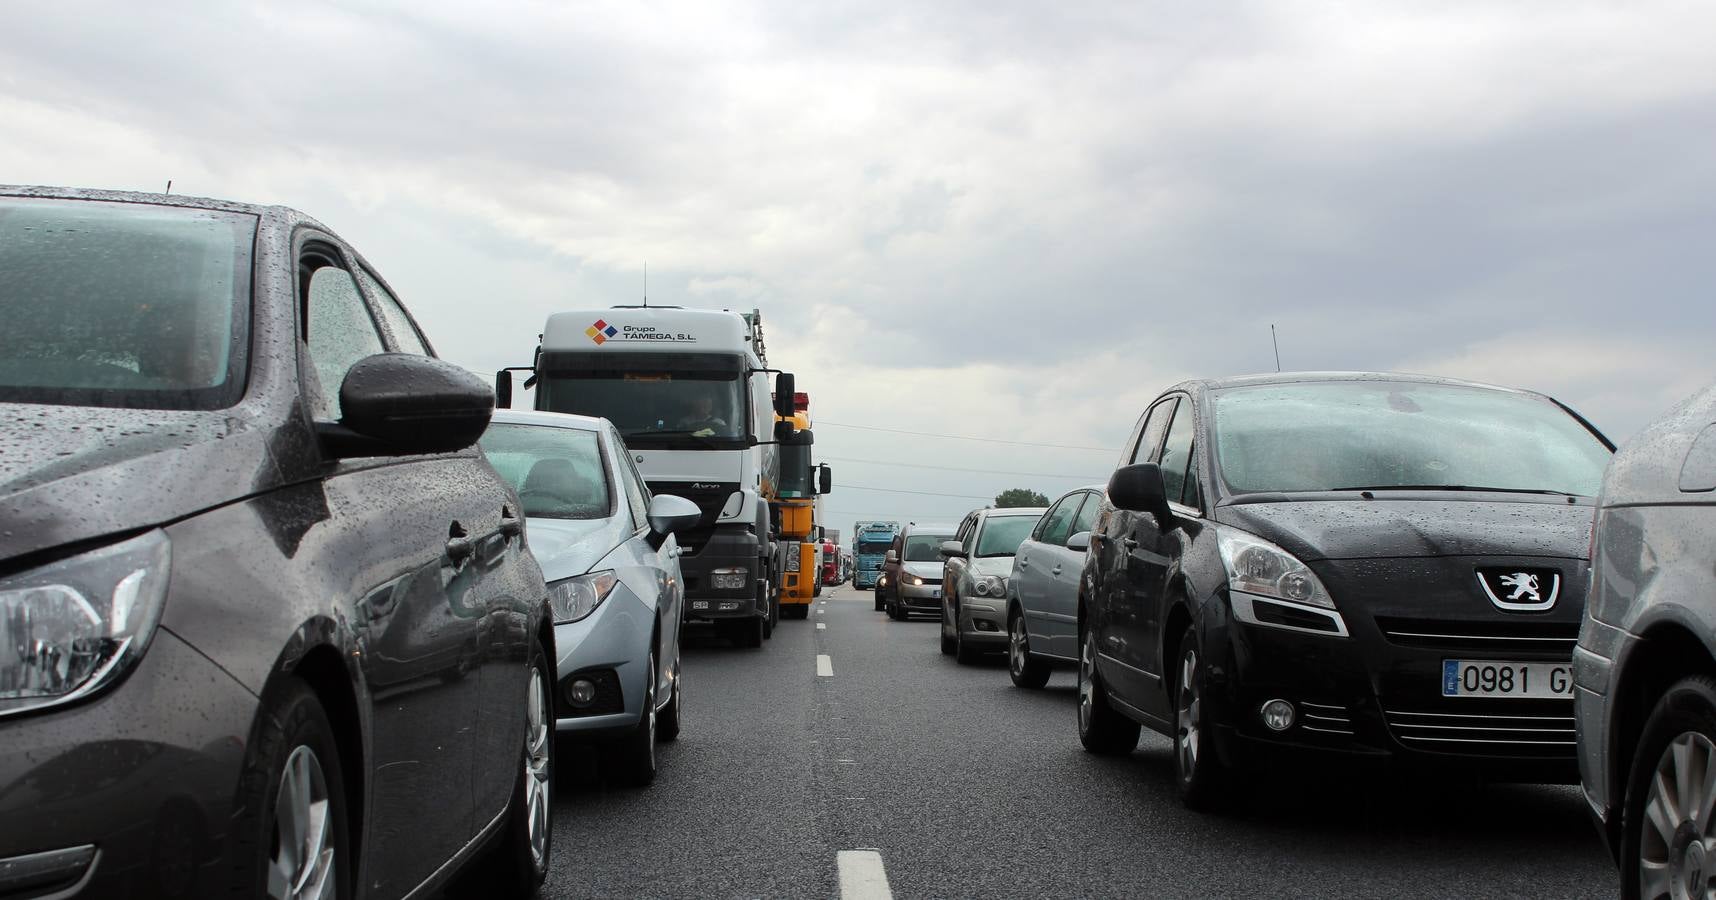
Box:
left=499, top=509, right=523, bottom=539
left=1052, top=565, right=1063, bottom=576
left=1018, top=559, right=1029, bottom=569
left=1123, top=537, right=1139, bottom=551
left=446, top=524, right=476, bottom=563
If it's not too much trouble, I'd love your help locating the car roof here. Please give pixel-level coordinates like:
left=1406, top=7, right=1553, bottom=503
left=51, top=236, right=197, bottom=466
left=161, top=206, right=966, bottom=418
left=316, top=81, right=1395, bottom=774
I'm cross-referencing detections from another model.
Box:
left=490, top=409, right=610, bottom=432
left=1171, top=370, right=1538, bottom=398
left=0, top=184, right=326, bottom=229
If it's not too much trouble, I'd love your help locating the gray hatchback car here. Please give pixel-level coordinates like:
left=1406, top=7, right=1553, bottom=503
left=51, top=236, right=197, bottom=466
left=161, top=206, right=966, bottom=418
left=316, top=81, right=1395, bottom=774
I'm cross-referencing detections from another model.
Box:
left=1576, top=381, right=1716, bottom=898
left=481, top=410, right=702, bottom=787
left=938, top=507, right=1045, bottom=664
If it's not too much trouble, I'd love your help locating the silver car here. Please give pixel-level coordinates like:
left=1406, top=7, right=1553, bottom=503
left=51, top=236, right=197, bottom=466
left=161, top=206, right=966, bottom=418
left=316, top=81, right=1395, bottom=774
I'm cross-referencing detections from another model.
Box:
left=939, top=507, right=1046, bottom=664
left=1576, top=382, right=1716, bottom=896
left=1005, top=486, right=1103, bottom=688
left=883, top=523, right=957, bottom=620
left=481, top=410, right=702, bottom=786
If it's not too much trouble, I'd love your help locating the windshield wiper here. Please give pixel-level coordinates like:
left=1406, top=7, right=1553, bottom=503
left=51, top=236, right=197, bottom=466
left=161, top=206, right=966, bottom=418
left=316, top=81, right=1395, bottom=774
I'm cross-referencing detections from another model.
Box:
left=1333, top=484, right=1580, bottom=497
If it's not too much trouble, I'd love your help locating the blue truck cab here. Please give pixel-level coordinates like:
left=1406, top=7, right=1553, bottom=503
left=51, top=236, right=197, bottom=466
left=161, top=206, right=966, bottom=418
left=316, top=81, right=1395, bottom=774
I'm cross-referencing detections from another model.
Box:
left=853, top=521, right=901, bottom=590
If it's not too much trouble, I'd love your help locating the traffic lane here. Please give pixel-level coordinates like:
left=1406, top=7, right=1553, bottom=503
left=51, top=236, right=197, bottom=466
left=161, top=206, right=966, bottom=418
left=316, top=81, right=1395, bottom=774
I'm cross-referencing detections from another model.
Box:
left=817, top=595, right=1613, bottom=899
left=544, top=611, right=836, bottom=899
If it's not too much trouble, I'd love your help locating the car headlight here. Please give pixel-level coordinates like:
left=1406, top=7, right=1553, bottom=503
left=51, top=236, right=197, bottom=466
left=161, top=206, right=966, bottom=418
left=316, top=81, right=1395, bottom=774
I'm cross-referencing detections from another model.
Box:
left=972, top=575, right=1007, bottom=598
left=1215, top=527, right=1333, bottom=609
left=548, top=571, right=618, bottom=624
left=905, top=574, right=925, bottom=586
left=1, top=530, right=171, bottom=718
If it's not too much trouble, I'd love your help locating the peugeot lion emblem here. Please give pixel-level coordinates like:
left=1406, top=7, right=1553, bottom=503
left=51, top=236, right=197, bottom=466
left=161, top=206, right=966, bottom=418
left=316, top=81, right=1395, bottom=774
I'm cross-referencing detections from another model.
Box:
left=1476, top=567, right=1560, bottom=612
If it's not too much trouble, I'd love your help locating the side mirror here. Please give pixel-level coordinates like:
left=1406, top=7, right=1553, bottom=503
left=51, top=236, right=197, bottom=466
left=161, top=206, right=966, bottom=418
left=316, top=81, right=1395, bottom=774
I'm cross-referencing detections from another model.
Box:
left=1108, top=463, right=1175, bottom=528
left=322, top=353, right=493, bottom=458
left=494, top=369, right=513, bottom=409
left=647, top=494, right=703, bottom=538
left=774, top=372, right=796, bottom=418
left=939, top=540, right=967, bottom=559
left=817, top=464, right=833, bottom=494
left=885, top=549, right=898, bottom=563
left=1066, top=531, right=1092, bottom=552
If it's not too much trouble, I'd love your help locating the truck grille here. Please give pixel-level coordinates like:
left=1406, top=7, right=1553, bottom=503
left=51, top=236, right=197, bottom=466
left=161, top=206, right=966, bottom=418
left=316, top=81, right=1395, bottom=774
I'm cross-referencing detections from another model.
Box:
left=645, top=481, right=740, bottom=555
left=1373, top=616, right=1579, bottom=656
left=1381, top=703, right=1576, bottom=756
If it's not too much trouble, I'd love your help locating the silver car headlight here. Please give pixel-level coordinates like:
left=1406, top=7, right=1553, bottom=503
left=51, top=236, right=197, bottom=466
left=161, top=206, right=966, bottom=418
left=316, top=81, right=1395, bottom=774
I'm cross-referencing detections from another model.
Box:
left=972, top=575, right=1007, bottom=598
left=905, top=574, right=925, bottom=586
left=548, top=570, right=618, bottom=624
left=1, top=530, right=171, bottom=718
left=1215, top=526, right=1334, bottom=609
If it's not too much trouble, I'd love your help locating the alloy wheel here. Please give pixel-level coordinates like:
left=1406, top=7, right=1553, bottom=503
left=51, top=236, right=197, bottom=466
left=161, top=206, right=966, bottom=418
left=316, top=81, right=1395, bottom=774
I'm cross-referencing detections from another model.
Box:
left=268, top=745, right=335, bottom=900
left=524, top=667, right=552, bottom=871
left=1010, top=618, right=1028, bottom=679
left=1177, top=648, right=1202, bottom=780
left=1640, top=731, right=1716, bottom=900
left=1078, top=633, right=1094, bottom=733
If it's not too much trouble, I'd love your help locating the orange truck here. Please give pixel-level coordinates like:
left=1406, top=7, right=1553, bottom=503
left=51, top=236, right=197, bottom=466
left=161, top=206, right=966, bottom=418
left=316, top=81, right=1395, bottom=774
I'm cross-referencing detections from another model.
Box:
left=773, top=391, right=831, bottom=618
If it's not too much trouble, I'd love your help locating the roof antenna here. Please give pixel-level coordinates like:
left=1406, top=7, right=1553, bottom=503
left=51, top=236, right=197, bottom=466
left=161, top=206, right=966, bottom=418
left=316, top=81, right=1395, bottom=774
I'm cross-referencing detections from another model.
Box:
left=1271, top=324, right=1282, bottom=372
left=643, top=262, right=649, bottom=309
left=163, top=180, right=172, bottom=196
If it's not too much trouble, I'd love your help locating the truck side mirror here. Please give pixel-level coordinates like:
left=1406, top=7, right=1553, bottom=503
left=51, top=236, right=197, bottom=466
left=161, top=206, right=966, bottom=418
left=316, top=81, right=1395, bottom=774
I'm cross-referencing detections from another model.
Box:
left=495, top=369, right=513, bottom=409
left=818, top=464, right=832, bottom=494
left=775, top=372, right=796, bottom=418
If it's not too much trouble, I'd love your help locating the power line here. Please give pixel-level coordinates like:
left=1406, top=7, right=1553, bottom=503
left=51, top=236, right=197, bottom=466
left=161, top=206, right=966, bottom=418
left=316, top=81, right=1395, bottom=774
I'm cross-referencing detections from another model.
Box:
left=841, top=483, right=995, bottom=500
left=817, top=420, right=1118, bottom=452
left=819, top=455, right=1105, bottom=481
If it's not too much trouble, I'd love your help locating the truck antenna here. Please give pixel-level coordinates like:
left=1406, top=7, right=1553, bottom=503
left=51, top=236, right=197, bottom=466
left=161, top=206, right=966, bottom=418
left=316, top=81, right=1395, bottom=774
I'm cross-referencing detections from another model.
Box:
left=643, top=262, right=648, bottom=308
left=164, top=180, right=172, bottom=196
left=1270, top=324, right=1282, bottom=372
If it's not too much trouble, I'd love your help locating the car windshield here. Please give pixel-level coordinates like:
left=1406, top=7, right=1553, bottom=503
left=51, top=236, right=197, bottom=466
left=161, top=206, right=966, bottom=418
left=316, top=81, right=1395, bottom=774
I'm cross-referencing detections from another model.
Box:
left=0, top=197, right=254, bottom=410
left=975, top=515, right=1041, bottom=557
left=479, top=423, right=612, bottom=520
left=1211, top=381, right=1612, bottom=496
left=904, top=534, right=952, bottom=561
left=536, top=353, right=747, bottom=448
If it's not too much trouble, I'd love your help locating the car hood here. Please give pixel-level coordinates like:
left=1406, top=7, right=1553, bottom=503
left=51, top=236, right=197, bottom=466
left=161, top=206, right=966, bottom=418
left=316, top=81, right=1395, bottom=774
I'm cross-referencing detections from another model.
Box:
left=968, top=556, right=1015, bottom=577
left=525, top=516, right=624, bottom=582
left=1215, top=496, right=1593, bottom=562
left=0, top=403, right=286, bottom=564
left=902, top=561, right=944, bottom=579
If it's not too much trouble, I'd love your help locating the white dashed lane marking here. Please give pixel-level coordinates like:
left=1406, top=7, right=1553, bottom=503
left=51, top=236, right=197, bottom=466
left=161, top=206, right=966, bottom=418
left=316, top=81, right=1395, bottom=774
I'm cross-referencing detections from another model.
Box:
left=817, top=622, right=827, bottom=630
left=838, top=850, right=894, bottom=900
left=817, top=654, right=834, bottom=677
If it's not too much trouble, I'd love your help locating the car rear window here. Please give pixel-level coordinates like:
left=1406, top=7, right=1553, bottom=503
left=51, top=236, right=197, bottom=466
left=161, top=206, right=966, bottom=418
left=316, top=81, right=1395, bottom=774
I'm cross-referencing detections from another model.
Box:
left=480, top=423, right=613, bottom=519
left=0, top=197, right=255, bottom=409
left=1211, top=381, right=1611, bottom=497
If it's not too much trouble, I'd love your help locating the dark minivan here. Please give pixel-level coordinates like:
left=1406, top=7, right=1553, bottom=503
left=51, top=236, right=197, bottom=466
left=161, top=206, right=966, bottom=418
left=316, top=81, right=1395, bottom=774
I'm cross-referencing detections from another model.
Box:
left=1076, top=372, right=1613, bottom=808
left=0, top=187, right=554, bottom=898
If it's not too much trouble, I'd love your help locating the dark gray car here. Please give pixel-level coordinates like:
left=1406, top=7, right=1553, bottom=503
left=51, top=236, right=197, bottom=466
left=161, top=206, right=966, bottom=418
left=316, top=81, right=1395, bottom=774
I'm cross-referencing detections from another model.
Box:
left=0, top=187, right=553, bottom=899
left=1576, top=381, right=1716, bottom=900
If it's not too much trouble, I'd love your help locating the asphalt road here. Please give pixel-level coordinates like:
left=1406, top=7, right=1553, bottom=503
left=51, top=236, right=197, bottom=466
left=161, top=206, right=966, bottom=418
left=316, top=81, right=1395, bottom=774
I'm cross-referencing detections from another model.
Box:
left=543, top=586, right=1617, bottom=899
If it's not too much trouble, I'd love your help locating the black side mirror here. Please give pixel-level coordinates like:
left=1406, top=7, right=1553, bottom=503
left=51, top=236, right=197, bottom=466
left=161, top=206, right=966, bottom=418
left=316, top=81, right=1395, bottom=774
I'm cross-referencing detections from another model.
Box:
left=322, top=353, right=494, bottom=458
left=775, top=372, right=796, bottom=418
left=1108, top=463, right=1175, bottom=527
left=495, top=369, right=513, bottom=409
left=817, top=463, right=832, bottom=494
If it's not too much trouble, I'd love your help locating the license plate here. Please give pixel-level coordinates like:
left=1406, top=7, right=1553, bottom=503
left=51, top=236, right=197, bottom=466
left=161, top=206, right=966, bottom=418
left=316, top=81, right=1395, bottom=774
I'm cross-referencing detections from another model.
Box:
left=1442, top=660, right=1573, bottom=699
left=931, top=589, right=941, bottom=599
left=691, top=601, right=709, bottom=611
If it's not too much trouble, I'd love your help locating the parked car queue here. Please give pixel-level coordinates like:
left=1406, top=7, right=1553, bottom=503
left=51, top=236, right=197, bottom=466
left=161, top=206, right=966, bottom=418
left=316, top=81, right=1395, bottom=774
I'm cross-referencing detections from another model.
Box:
left=870, top=370, right=1716, bottom=897
left=0, top=186, right=716, bottom=900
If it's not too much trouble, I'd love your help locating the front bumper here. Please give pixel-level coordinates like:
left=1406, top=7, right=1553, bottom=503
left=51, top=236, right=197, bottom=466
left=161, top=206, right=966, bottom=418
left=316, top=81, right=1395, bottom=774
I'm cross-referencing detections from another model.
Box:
left=894, top=582, right=943, bottom=614
left=681, top=528, right=763, bottom=621
left=1203, top=586, right=1583, bottom=779
left=553, top=581, right=654, bottom=737
left=0, top=629, right=257, bottom=898
left=957, top=600, right=1008, bottom=646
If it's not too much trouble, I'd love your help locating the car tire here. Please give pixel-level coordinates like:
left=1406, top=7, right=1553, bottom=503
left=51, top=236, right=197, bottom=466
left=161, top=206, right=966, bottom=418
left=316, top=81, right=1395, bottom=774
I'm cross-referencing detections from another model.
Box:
left=657, top=657, right=683, bottom=743
left=1078, top=626, right=1140, bottom=756
left=1174, top=626, right=1233, bottom=811
left=954, top=616, right=981, bottom=665
left=1008, top=612, right=1052, bottom=689
left=475, top=637, right=555, bottom=895
left=875, top=590, right=885, bottom=612
left=608, top=651, right=659, bottom=787
left=226, top=679, right=352, bottom=900
left=940, top=607, right=956, bottom=655
left=1621, top=675, right=1716, bottom=900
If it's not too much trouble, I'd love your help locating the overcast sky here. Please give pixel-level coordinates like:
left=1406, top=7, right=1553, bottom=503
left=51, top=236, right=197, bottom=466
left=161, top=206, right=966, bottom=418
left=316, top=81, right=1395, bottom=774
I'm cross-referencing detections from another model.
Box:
left=5, top=0, right=1714, bottom=533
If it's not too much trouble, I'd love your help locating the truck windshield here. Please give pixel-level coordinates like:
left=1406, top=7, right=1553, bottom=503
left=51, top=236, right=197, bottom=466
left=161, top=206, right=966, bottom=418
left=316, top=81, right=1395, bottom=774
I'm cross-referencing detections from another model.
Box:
left=536, top=352, right=748, bottom=449
left=857, top=539, right=893, bottom=554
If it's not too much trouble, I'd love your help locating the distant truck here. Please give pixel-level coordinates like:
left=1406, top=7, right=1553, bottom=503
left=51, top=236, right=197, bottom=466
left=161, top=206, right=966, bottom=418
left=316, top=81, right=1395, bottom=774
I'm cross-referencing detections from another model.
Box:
left=852, top=521, right=901, bottom=590
left=497, top=305, right=800, bottom=648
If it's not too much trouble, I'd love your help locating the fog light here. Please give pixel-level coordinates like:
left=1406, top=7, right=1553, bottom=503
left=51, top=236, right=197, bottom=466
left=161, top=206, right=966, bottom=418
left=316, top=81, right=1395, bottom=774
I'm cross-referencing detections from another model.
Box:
left=568, top=678, right=597, bottom=707
left=1260, top=699, right=1295, bottom=732
left=718, top=601, right=742, bottom=611
left=974, top=619, right=999, bottom=632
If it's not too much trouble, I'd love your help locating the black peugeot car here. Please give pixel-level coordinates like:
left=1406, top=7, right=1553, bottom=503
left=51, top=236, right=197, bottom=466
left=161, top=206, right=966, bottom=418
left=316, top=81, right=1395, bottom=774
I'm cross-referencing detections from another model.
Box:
left=1076, top=372, right=1613, bottom=808
left=0, top=187, right=554, bottom=898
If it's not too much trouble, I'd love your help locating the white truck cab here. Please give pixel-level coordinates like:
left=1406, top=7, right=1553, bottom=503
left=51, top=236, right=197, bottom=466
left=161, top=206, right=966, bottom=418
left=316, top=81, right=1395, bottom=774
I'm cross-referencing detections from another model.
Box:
left=499, top=306, right=795, bottom=647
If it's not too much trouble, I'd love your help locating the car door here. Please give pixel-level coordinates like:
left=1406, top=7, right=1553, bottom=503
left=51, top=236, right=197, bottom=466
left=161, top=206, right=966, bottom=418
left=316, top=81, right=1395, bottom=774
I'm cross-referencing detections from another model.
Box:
left=616, top=429, right=682, bottom=700
left=1096, top=396, right=1177, bottom=705
left=1114, top=395, right=1196, bottom=717
left=298, top=241, right=488, bottom=893
left=1020, top=497, right=1077, bottom=653
left=1049, top=491, right=1099, bottom=658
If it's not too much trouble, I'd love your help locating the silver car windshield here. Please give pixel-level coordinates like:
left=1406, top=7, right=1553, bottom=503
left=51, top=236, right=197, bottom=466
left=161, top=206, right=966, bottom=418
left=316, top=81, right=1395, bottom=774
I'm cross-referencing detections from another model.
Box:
left=975, top=516, right=1040, bottom=557
left=903, top=534, right=952, bottom=561
left=1212, top=381, right=1612, bottom=496
left=480, top=423, right=613, bottom=520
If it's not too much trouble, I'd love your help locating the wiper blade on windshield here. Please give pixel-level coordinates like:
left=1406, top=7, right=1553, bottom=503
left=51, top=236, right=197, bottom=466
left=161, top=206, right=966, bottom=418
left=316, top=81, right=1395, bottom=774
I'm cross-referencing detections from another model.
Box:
left=1333, top=484, right=1580, bottom=496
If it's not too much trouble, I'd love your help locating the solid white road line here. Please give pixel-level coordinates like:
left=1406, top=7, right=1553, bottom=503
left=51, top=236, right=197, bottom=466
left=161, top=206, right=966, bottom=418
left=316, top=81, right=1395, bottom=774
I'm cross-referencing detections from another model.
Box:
left=817, top=654, right=834, bottom=677
left=817, top=622, right=827, bottom=630
left=838, top=850, right=894, bottom=900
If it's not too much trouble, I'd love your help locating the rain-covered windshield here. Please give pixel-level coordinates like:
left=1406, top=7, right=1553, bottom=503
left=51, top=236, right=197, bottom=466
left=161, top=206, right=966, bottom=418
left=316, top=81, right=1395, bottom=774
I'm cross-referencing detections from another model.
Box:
left=480, top=423, right=612, bottom=520
left=975, top=515, right=1041, bottom=557
left=1212, top=381, right=1612, bottom=496
left=0, top=198, right=253, bottom=409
